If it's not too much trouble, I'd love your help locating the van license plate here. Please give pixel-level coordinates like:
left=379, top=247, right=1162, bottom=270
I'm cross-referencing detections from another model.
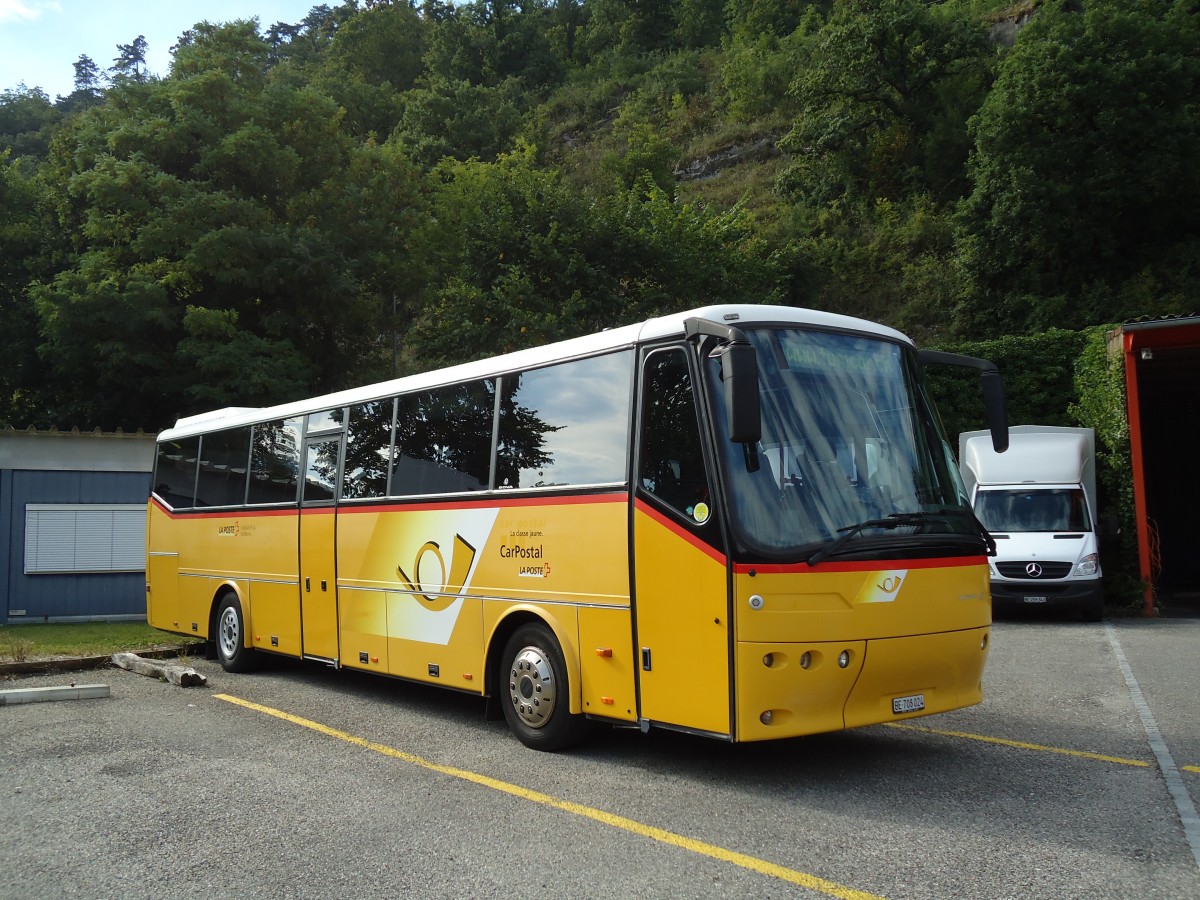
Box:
left=1024, top=595, right=1048, bottom=604
left=893, top=694, right=925, bottom=714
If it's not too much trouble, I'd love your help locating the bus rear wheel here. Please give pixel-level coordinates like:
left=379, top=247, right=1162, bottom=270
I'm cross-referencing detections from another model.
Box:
left=215, top=592, right=256, bottom=673
left=500, top=623, right=586, bottom=752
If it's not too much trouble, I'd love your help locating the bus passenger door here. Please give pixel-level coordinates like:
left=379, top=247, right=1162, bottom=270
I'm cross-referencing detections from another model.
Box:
left=299, top=435, right=341, bottom=662
left=633, top=347, right=732, bottom=737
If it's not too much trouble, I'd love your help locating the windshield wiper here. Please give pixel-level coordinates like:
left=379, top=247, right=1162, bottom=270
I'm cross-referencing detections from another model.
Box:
left=930, top=507, right=997, bottom=557
left=806, top=510, right=993, bottom=567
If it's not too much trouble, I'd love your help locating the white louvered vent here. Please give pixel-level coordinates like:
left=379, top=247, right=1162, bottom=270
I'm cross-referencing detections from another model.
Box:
left=24, top=505, right=146, bottom=574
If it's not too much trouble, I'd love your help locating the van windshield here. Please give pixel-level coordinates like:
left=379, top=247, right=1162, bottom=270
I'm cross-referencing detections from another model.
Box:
left=974, top=488, right=1091, bottom=533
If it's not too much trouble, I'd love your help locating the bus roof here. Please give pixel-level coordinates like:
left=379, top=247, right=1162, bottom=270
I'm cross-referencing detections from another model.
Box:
left=158, top=304, right=911, bottom=441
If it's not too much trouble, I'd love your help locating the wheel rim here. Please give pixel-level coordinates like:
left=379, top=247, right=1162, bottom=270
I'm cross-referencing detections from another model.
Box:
left=507, top=644, right=557, bottom=730
left=218, top=604, right=241, bottom=661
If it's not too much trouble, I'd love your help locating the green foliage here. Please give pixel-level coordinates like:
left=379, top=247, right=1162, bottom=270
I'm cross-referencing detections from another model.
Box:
left=29, top=20, right=424, bottom=429
left=601, top=121, right=677, bottom=194
left=924, top=328, right=1089, bottom=442
left=0, top=0, right=1196, bottom=464
left=0, top=154, right=51, bottom=427
left=956, top=0, right=1200, bottom=336
left=777, top=0, right=991, bottom=206
left=718, top=25, right=809, bottom=123
left=395, top=76, right=524, bottom=167
left=1070, top=324, right=1139, bottom=588
left=405, top=146, right=780, bottom=366
left=0, top=622, right=200, bottom=662
left=0, top=86, right=62, bottom=159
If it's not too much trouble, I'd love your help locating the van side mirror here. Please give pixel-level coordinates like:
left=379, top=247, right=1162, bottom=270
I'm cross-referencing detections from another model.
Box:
left=918, top=349, right=1009, bottom=452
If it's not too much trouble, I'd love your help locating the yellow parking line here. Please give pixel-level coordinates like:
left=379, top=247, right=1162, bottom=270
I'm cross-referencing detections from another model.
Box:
left=884, top=722, right=1177, bottom=769
left=215, top=693, right=883, bottom=900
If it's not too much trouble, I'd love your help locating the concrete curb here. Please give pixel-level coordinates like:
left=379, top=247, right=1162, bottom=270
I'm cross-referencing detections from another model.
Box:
left=0, top=683, right=111, bottom=705
left=0, top=645, right=205, bottom=678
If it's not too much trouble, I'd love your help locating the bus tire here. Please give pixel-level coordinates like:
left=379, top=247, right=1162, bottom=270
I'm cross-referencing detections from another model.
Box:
left=500, top=623, right=586, bottom=752
left=215, top=592, right=256, bottom=673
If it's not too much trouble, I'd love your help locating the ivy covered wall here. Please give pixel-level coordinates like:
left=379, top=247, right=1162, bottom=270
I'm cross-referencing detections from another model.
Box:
left=927, top=325, right=1141, bottom=605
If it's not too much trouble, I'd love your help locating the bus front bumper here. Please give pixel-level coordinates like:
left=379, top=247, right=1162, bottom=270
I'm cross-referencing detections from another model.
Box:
left=735, top=627, right=990, bottom=741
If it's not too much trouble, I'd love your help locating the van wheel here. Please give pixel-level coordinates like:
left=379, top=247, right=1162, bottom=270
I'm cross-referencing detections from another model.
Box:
left=1081, top=597, right=1105, bottom=623
left=215, top=592, right=256, bottom=672
left=500, top=623, right=587, bottom=752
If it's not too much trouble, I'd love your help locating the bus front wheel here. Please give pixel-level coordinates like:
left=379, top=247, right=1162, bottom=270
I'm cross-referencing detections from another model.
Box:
left=500, top=623, right=586, bottom=752
left=215, top=592, right=256, bottom=673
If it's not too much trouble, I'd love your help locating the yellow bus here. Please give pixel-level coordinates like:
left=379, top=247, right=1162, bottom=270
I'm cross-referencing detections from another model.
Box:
left=147, top=304, right=1007, bottom=750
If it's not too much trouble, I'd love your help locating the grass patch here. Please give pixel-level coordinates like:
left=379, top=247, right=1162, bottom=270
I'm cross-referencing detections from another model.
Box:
left=0, top=622, right=202, bottom=663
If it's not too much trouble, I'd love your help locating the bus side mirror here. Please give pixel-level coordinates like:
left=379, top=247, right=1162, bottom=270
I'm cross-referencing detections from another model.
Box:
left=918, top=349, right=1008, bottom=453
left=979, top=371, right=1008, bottom=453
left=717, top=341, right=761, bottom=444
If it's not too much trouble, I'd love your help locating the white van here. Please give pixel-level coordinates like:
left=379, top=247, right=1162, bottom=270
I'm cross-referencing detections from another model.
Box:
left=959, top=426, right=1104, bottom=621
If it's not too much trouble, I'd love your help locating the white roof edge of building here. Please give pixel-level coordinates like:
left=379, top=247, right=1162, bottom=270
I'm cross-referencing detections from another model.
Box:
left=0, top=428, right=156, bottom=472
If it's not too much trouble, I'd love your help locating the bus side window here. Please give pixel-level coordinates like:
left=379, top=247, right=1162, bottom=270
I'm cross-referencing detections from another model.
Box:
left=343, top=399, right=395, bottom=499
left=153, top=436, right=200, bottom=509
left=393, top=381, right=492, bottom=495
left=640, top=349, right=711, bottom=523
left=248, top=418, right=302, bottom=505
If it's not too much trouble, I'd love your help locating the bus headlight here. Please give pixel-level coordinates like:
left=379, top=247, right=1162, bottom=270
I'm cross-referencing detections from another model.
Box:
left=1074, top=553, right=1099, bottom=577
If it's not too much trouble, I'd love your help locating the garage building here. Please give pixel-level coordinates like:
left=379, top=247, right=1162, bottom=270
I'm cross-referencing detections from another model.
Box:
left=1, top=427, right=154, bottom=625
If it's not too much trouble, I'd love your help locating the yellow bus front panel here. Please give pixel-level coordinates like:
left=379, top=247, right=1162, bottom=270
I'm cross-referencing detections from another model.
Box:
left=736, top=640, right=866, bottom=739
left=842, top=627, right=988, bottom=729
left=732, top=557, right=991, bottom=740
left=734, top=557, right=990, bottom=645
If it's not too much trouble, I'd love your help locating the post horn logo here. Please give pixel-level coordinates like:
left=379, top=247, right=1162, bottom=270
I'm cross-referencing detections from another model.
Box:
left=878, top=574, right=904, bottom=594
left=397, top=535, right=477, bottom=611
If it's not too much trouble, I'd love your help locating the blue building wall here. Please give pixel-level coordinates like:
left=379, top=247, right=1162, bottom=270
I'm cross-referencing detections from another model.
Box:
left=2, top=468, right=151, bottom=623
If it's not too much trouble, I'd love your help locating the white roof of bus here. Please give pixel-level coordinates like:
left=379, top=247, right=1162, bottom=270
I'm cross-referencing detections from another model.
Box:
left=159, top=304, right=911, bottom=441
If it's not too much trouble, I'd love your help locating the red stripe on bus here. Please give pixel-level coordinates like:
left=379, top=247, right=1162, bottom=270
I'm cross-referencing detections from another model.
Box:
left=734, top=556, right=988, bottom=575
left=633, top=498, right=727, bottom=565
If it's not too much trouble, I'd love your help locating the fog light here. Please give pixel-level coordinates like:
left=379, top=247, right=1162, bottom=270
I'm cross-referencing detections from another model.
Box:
left=760, top=710, right=773, bottom=725
left=838, top=650, right=850, bottom=669
left=800, top=651, right=812, bottom=670
left=981, top=634, right=989, bottom=650
left=762, top=653, right=774, bottom=668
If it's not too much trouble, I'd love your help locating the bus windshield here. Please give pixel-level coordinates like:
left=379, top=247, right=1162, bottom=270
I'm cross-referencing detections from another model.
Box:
left=708, top=326, right=979, bottom=560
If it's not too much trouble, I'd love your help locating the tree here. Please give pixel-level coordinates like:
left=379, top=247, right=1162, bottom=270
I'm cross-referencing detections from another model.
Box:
left=405, top=147, right=780, bottom=366
left=307, top=1, right=428, bottom=138
left=394, top=76, right=524, bottom=167
left=0, top=86, right=61, bottom=159
left=111, top=35, right=150, bottom=82
left=955, top=0, right=1200, bottom=336
left=0, top=154, right=53, bottom=427
left=66, top=55, right=105, bottom=108
left=33, top=21, right=425, bottom=429
left=777, top=0, right=991, bottom=206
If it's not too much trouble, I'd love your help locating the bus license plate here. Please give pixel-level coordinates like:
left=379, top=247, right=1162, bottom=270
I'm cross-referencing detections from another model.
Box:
left=893, top=694, right=925, bottom=714
left=1024, top=595, right=1048, bottom=604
